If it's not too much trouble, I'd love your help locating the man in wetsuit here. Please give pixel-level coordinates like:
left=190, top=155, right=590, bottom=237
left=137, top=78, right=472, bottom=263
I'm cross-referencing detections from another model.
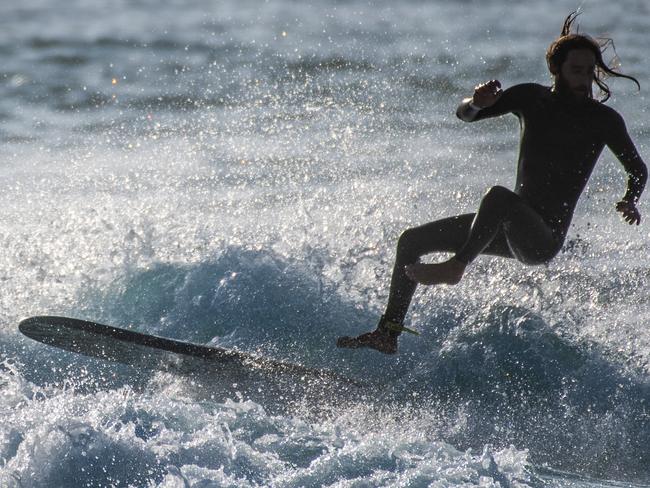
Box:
left=337, top=13, right=647, bottom=354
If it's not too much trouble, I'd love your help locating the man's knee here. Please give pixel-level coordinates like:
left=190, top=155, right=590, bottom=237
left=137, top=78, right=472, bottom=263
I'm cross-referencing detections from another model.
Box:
left=396, top=228, right=422, bottom=260
left=484, top=185, right=514, bottom=200
left=397, top=228, right=416, bottom=251
left=482, top=185, right=519, bottom=210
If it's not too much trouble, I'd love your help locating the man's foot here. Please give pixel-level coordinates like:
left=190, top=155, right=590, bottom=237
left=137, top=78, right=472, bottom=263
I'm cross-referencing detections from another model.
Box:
left=404, top=258, right=466, bottom=285
left=336, top=328, right=398, bottom=355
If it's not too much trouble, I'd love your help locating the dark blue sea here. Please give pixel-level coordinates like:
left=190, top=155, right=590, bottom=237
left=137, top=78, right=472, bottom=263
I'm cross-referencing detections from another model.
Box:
left=1, top=0, right=649, bottom=486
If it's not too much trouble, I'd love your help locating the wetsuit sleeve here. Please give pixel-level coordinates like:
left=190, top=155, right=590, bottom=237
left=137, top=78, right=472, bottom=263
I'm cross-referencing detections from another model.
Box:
left=605, top=111, right=648, bottom=204
left=456, top=83, right=531, bottom=122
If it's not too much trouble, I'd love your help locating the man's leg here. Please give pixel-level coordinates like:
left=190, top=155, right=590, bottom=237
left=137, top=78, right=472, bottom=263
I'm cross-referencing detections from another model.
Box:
left=456, top=185, right=560, bottom=264
left=407, top=186, right=560, bottom=285
left=383, top=214, right=476, bottom=324
left=336, top=212, right=512, bottom=354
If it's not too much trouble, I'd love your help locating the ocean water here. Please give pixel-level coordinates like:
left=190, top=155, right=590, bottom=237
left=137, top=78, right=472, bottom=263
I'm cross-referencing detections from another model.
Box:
left=1, top=0, right=650, bottom=486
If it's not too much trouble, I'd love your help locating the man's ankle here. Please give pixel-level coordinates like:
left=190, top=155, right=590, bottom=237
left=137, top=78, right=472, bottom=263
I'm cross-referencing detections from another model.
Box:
left=377, top=315, right=402, bottom=337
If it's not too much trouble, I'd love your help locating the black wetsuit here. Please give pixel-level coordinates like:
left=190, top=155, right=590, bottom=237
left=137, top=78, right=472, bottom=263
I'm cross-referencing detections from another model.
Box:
left=383, top=83, right=647, bottom=325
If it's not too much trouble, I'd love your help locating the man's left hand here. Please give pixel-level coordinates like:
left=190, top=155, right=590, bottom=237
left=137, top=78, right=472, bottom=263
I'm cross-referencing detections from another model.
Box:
left=616, top=200, right=641, bottom=225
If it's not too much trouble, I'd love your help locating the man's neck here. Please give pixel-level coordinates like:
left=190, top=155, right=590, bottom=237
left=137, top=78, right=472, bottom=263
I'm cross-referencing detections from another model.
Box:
left=551, top=84, right=593, bottom=106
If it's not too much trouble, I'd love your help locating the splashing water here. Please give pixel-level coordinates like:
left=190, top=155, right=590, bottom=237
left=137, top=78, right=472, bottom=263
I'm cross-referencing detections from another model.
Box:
left=2, top=0, right=650, bottom=486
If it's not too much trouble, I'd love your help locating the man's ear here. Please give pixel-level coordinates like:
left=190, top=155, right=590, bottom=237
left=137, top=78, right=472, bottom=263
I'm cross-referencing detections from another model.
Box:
left=548, top=60, right=560, bottom=76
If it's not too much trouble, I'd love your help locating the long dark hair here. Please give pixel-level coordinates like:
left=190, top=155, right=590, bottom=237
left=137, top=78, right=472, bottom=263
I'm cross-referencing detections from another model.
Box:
left=546, top=11, right=640, bottom=102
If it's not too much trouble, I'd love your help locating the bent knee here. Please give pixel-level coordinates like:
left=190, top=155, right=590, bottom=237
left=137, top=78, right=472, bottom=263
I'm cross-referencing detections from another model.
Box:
left=483, top=185, right=517, bottom=204
left=397, top=228, right=417, bottom=252
left=480, top=186, right=521, bottom=218
left=396, top=227, right=427, bottom=261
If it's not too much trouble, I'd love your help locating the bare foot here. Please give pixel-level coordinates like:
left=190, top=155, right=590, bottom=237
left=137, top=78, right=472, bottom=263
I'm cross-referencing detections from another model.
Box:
left=336, top=329, right=398, bottom=355
left=404, top=258, right=466, bottom=285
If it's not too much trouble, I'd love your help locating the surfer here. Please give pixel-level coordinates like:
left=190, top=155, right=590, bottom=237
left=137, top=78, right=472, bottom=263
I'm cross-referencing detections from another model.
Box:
left=337, top=12, right=647, bottom=354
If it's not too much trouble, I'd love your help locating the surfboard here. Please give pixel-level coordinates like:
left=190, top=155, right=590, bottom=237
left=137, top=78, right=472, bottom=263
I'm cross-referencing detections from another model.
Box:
left=19, top=316, right=364, bottom=405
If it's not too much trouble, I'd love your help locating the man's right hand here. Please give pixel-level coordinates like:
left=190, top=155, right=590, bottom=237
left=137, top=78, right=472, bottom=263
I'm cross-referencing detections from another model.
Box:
left=472, top=80, right=502, bottom=108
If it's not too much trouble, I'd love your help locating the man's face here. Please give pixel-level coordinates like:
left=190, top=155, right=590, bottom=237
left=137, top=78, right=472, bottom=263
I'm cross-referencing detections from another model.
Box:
left=557, top=48, right=596, bottom=99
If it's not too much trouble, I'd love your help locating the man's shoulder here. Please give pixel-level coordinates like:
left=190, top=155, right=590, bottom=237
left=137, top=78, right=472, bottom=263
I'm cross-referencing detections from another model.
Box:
left=505, top=82, right=549, bottom=94
left=501, top=83, right=550, bottom=107
left=591, top=101, right=626, bottom=126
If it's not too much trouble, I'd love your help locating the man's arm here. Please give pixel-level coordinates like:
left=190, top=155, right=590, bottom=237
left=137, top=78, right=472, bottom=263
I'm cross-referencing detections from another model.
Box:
left=456, top=81, right=532, bottom=122
left=606, top=111, right=647, bottom=225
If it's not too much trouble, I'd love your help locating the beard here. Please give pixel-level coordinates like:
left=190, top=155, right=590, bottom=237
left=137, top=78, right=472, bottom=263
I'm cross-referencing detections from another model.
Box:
left=554, top=74, right=593, bottom=101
